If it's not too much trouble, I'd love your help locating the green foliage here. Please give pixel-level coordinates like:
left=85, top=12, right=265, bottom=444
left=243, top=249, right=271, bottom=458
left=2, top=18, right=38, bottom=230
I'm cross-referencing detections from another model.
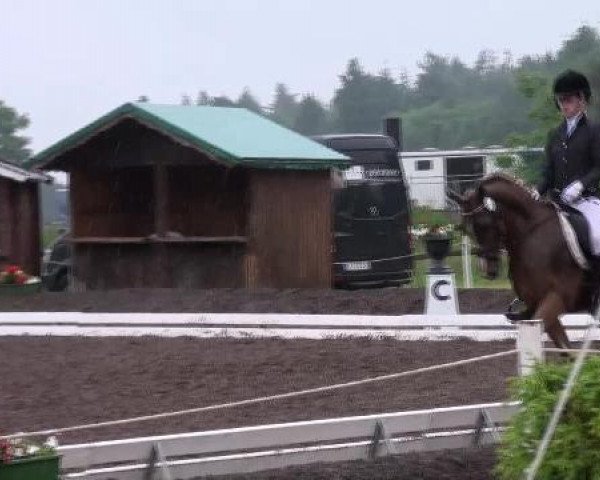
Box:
left=495, top=154, right=515, bottom=170
left=270, top=83, right=298, bottom=129
left=236, top=88, right=263, bottom=115
left=294, top=94, right=329, bottom=135
left=331, top=58, right=410, bottom=133
left=496, top=357, right=600, bottom=479
left=0, top=100, right=31, bottom=164
left=412, top=206, right=453, bottom=227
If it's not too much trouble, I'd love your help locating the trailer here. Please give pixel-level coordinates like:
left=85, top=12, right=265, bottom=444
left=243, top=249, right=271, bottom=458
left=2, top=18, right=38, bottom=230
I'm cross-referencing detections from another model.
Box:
left=400, top=147, right=543, bottom=209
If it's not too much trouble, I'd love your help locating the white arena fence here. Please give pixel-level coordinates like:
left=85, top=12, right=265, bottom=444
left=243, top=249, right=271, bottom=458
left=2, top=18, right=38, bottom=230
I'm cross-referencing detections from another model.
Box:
left=57, top=401, right=519, bottom=479
left=0, top=311, right=595, bottom=341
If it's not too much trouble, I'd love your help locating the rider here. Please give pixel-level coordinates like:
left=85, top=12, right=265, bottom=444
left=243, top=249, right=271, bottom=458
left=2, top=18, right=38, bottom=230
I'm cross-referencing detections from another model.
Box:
left=506, top=69, right=600, bottom=321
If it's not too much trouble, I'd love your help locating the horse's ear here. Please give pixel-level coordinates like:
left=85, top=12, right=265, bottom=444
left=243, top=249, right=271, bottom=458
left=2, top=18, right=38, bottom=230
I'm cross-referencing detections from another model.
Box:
left=446, top=188, right=463, bottom=205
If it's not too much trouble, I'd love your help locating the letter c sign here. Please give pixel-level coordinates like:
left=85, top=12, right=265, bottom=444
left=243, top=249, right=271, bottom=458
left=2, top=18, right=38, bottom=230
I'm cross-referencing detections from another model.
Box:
left=432, top=280, right=451, bottom=301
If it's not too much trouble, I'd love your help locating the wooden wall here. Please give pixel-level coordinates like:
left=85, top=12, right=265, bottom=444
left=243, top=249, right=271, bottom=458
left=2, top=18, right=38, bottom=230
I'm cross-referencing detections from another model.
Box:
left=168, top=166, right=247, bottom=237
left=0, top=178, right=41, bottom=275
left=74, top=243, right=246, bottom=289
left=70, top=167, right=154, bottom=237
left=246, top=170, right=332, bottom=288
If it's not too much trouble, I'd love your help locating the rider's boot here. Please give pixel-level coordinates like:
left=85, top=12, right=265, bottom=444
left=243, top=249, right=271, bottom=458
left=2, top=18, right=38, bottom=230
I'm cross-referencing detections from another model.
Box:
left=504, top=297, right=532, bottom=322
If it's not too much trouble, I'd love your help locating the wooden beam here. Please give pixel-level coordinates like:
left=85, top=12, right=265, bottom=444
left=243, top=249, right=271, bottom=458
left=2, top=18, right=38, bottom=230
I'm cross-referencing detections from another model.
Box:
left=153, top=161, right=168, bottom=237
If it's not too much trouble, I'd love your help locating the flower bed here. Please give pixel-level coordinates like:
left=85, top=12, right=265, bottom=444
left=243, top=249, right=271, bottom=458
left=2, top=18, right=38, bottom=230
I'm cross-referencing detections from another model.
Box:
left=0, top=265, right=41, bottom=295
left=0, top=436, right=59, bottom=480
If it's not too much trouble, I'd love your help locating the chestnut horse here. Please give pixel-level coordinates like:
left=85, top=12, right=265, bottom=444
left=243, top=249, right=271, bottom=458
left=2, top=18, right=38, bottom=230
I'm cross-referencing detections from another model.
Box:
left=449, top=173, right=598, bottom=349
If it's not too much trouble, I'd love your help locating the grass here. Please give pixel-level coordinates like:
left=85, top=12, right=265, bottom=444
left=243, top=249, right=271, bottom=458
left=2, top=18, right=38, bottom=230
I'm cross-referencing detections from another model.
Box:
left=42, top=224, right=66, bottom=249
left=411, top=206, right=454, bottom=228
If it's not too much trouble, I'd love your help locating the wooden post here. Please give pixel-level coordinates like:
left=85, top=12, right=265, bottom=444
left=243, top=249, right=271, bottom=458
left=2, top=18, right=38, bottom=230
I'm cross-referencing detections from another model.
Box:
left=153, top=158, right=170, bottom=287
left=462, top=235, right=472, bottom=289
left=517, top=320, right=544, bottom=376
left=154, top=162, right=168, bottom=237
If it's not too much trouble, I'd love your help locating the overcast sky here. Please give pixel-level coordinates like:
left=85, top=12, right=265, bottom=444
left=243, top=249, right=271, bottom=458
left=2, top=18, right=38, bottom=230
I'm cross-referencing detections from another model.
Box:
left=1, top=0, right=599, bottom=153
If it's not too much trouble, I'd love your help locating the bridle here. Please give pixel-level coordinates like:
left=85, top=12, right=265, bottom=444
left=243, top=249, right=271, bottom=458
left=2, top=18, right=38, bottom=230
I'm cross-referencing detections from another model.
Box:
left=459, top=203, right=487, bottom=217
left=459, top=201, right=503, bottom=261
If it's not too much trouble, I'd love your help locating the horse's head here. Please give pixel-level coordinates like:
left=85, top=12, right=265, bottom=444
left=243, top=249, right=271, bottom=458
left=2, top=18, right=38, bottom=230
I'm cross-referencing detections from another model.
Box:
left=448, top=187, right=504, bottom=280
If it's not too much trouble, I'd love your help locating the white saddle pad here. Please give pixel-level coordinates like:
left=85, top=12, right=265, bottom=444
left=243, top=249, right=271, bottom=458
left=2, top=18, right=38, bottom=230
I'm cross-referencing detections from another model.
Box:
left=571, top=196, right=600, bottom=256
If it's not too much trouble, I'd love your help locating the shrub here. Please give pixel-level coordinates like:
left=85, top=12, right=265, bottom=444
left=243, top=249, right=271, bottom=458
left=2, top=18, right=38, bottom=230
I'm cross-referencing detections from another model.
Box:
left=495, top=357, right=600, bottom=479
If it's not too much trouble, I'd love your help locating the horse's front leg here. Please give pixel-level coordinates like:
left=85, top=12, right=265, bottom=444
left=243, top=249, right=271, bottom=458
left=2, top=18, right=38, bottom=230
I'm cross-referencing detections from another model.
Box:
left=534, top=291, right=571, bottom=350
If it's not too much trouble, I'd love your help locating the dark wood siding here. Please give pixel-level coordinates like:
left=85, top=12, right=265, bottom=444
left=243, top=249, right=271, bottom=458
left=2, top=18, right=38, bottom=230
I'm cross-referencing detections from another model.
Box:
left=168, top=166, right=247, bottom=237
left=247, top=170, right=332, bottom=288
left=74, top=243, right=245, bottom=289
left=70, top=167, right=154, bottom=237
left=0, top=178, right=41, bottom=276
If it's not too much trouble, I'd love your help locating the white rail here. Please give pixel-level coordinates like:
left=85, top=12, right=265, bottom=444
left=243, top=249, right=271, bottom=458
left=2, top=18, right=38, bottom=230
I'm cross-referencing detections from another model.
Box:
left=57, top=401, right=519, bottom=479
left=0, top=312, right=595, bottom=341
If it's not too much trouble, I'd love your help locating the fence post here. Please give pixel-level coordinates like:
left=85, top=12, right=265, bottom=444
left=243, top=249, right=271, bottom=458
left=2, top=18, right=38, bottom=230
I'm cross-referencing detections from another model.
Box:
left=462, top=235, right=473, bottom=289
left=516, top=320, right=544, bottom=376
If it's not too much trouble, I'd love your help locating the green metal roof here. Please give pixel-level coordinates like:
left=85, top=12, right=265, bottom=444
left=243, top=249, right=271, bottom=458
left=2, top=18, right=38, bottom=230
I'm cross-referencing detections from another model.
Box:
left=29, top=103, right=350, bottom=170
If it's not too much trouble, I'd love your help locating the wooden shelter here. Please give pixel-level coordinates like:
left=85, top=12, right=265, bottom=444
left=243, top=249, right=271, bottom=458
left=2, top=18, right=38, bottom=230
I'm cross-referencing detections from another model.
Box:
left=0, top=157, right=49, bottom=276
left=30, top=103, right=349, bottom=289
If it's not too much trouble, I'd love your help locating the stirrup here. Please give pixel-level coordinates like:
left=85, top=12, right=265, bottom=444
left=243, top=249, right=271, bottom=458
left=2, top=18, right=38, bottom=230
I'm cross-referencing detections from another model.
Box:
left=504, top=298, right=531, bottom=322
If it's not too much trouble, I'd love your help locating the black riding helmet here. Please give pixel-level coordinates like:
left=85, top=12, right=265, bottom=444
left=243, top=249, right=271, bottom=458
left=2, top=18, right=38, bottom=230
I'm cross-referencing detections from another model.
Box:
left=553, top=69, right=592, bottom=106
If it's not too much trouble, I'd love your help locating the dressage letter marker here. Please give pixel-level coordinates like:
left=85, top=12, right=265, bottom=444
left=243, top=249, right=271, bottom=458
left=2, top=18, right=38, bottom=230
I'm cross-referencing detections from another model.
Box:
left=423, top=234, right=459, bottom=315
left=425, top=274, right=459, bottom=315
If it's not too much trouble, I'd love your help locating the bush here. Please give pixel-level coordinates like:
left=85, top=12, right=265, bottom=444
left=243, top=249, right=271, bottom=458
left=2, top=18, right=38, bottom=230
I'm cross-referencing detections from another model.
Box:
left=495, top=357, right=600, bottom=479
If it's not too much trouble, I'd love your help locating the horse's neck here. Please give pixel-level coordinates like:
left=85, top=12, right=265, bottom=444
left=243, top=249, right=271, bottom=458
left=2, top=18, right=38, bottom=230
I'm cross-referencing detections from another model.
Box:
left=485, top=181, right=549, bottom=252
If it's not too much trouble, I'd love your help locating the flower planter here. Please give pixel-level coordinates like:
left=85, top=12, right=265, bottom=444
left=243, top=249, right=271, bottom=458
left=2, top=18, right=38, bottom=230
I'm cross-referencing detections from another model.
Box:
left=423, top=234, right=453, bottom=274
left=423, top=234, right=452, bottom=260
left=0, top=281, right=41, bottom=296
left=0, top=455, right=59, bottom=480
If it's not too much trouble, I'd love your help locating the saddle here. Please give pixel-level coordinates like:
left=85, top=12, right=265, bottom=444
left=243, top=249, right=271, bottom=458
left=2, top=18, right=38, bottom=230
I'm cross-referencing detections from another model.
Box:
left=564, top=206, right=594, bottom=260
left=561, top=205, right=600, bottom=312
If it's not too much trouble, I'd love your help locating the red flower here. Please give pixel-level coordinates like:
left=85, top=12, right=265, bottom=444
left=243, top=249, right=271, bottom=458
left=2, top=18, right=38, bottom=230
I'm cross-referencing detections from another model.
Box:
left=1, top=265, right=30, bottom=285
left=0, top=438, right=12, bottom=464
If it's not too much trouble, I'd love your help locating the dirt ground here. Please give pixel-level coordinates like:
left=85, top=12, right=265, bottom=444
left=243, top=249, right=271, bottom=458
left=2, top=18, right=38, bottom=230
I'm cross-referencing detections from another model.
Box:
left=0, top=288, right=516, bottom=479
left=0, top=287, right=514, bottom=314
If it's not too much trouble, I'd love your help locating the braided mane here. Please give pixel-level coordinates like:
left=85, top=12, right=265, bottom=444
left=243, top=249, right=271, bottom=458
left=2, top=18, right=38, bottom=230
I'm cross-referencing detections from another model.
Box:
left=480, top=172, right=550, bottom=205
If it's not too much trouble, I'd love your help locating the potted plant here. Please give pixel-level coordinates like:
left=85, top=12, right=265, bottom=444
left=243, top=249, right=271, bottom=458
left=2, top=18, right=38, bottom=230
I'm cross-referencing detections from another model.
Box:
left=0, top=265, right=42, bottom=295
left=0, top=435, right=59, bottom=479
left=422, top=224, right=453, bottom=273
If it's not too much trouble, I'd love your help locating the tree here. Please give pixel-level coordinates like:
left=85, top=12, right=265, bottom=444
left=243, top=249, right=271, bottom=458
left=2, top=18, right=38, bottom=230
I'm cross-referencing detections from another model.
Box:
left=236, top=88, right=263, bottom=115
left=270, top=83, right=298, bottom=128
left=210, top=96, right=236, bottom=107
left=332, top=58, right=407, bottom=133
left=0, top=100, right=31, bottom=164
left=196, top=91, right=211, bottom=106
left=180, top=94, right=192, bottom=106
left=294, top=94, right=328, bottom=135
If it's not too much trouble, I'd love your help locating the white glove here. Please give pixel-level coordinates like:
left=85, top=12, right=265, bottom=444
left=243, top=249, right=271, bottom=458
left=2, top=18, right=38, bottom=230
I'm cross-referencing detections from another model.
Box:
left=561, top=181, right=584, bottom=204
left=531, top=189, right=540, bottom=201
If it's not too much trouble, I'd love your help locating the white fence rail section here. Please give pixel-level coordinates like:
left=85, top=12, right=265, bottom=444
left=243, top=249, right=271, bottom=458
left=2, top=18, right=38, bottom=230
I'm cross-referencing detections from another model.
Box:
left=0, top=312, right=595, bottom=341
left=57, top=401, right=520, bottom=479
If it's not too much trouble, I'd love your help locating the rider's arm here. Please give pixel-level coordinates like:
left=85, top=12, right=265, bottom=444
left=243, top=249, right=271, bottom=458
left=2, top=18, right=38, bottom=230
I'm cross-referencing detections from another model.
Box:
left=580, top=122, right=600, bottom=191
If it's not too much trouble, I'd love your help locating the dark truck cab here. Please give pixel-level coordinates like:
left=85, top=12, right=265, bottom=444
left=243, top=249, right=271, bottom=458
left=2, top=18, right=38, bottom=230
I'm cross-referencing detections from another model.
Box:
left=313, top=133, right=413, bottom=287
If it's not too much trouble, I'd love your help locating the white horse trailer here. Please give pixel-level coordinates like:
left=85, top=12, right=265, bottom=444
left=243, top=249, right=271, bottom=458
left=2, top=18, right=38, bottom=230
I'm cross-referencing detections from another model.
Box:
left=399, top=147, right=543, bottom=209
